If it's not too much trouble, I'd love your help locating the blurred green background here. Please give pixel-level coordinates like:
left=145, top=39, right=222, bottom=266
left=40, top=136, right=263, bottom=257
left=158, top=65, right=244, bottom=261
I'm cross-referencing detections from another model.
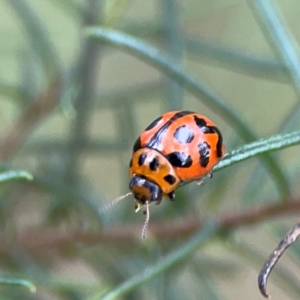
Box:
left=1, top=0, right=300, bottom=299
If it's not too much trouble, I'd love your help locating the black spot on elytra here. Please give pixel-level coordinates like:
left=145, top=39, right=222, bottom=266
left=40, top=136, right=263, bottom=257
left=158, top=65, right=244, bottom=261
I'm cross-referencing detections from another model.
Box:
left=138, top=153, right=147, bottom=166
left=166, top=151, right=193, bottom=168
left=213, top=126, right=224, bottom=158
left=149, top=158, right=159, bottom=171
left=144, top=116, right=162, bottom=131
left=146, top=111, right=195, bottom=150
left=198, top=142, right=210, bottom=167
left=194, top=116, right=215, bottom=134
left=133, top=137, right=142, bottom=152
left=173, top=125, right=194, bottom=144
left=194, top=116, right=224, bottom=158
left=194, top=116, right=207, bottom=128
left=164, top=174, right=176, bottom=185
left=129, top=158, right=133, bottom=168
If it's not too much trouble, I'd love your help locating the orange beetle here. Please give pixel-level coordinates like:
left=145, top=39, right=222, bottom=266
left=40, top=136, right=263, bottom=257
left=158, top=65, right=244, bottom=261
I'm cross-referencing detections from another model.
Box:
left=129, top=110, right=225, bottom=219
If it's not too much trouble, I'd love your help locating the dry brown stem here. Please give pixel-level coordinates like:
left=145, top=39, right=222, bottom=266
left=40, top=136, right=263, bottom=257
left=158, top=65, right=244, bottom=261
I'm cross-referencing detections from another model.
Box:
left=0, top=78, right=62, bottom=160
left=2, top=197, right=299, bottom=252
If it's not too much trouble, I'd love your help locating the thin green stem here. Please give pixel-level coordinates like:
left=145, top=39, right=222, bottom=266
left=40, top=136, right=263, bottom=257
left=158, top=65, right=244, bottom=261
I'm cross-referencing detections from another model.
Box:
left=162, top=0, right=184, bottom=110
left=31, top=175, right=104, bottom=222
left=6, top=0, right=61, bottom=77
left=215, top=130, right=300, bottom=172
left=249, top=0, right=300, bottom=98
left=99, top=221, right=219, bottom=300
left=0, top=277, right=36, bottom=293
left=64, top=0, right=102, bottom=184
left=186, top=37, right=288, bottom=82
left=0, top=170, right=33, bottom=183
left=124, top=21, right=288, bottom=82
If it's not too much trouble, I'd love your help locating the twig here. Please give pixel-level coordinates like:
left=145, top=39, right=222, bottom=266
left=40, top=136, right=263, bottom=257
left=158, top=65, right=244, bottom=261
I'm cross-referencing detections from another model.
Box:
left=258, top=222, right=300, bottom=298
left=0, top=78, right=62, bottom=160
left=4, top=197, right=300, bottom=251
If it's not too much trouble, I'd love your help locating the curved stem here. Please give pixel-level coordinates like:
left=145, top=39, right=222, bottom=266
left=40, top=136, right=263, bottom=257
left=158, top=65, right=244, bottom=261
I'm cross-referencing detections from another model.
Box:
left=258, top=222, right=300, bottom=298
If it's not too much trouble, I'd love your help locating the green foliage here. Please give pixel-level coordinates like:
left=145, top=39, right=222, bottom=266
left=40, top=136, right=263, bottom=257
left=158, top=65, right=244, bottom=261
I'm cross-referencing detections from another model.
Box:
left=0, top=1, right=300, bottom=299
left=0, top=277, right=36, bottom=293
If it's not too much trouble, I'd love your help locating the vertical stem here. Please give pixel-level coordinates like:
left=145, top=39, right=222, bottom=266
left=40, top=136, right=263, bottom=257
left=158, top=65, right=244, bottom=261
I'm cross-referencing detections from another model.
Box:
left=249, top=0, right=300, bottom=98
left=162, top=0, right=184, bottom=110
left=115, top=99, right=136, bottom=194
left=64, top=0, right=102, bottom=184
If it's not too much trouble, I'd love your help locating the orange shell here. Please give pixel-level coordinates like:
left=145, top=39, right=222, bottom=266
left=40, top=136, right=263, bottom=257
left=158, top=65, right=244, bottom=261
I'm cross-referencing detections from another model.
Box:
left=131, top=111, right=225, bottom=183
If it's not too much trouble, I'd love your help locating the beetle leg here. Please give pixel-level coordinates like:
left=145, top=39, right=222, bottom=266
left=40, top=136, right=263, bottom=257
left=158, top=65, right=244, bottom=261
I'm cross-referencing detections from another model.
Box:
left=155, top=195, right=163, bottom=205
left=195, top=173, right=213, bottom=186
left=196, top=178, right=204, bottom=186
left=258, top=222, right=300, bottom=298
left=167, top=191, right=175, bottom=201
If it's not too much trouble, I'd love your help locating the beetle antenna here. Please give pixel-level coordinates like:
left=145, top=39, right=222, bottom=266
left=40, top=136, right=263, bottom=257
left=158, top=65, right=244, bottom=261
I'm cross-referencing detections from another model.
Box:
left=142, top=201, right=150, bottom=239
left=258, top=222, right=300, bottom=298
left=102, top=192, right=132, bottom=213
